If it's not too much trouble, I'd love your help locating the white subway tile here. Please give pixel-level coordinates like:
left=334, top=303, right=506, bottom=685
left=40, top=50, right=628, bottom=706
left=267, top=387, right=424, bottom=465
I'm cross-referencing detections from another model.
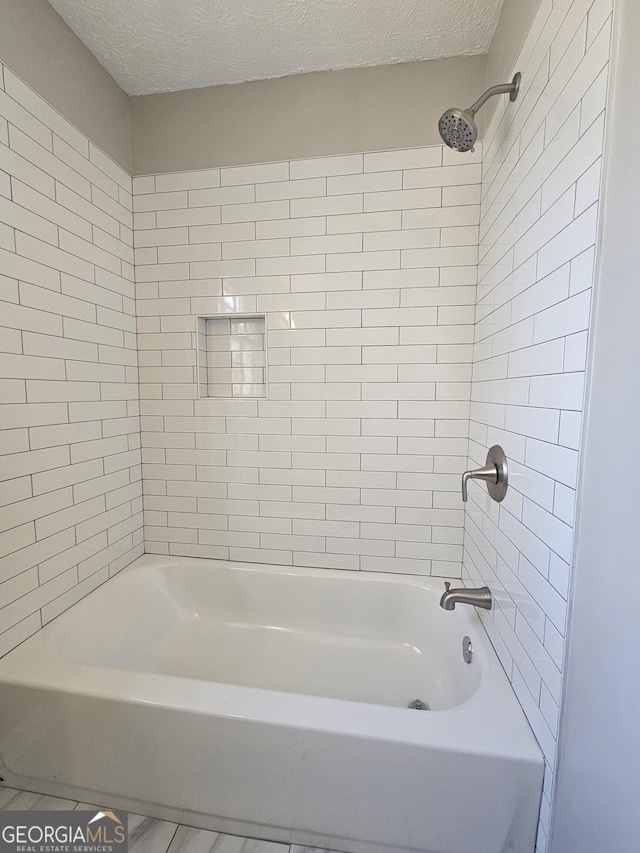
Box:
left=0, top=140, right=55, bottom=198
left=325, top=289, right=398, bottom=311
left=189, top=222, right=254, bottom=244
left=55, top=136, right=119, bottom=200
left=133, top=176, right=155, bottom=194
left=327, top=250, right=400, bottom=272
left=402, top=245, right=477, bottom=269
left=328, top=171, right=402, bottom=196
left=365, top=228, right=440, bottom=252
left=156, top=169, right=220, bottom=193
left=257, top=216, right=325, bottom=239
left=156, top=206, right=221, bottom=228
left=363, top=306, right=436, bottom=327
left=291, top=383, right=361, bottom=401
left=0, top=88, right=52, bottom=150
left=534, top=292, right=592, bottom=352
left=189, top=185, right=254, bottom=208
left=441, top=226, right=480, bottom=247
left=254, top=254, right=324, bottom=276
left=222, top=161, right=289, bottom=186
left=290, top=154, right=363, bottom=180
left=363, top=268, right=440, bottom=290
left=10, top=126, right=90, bottom=199
left=3, top=69, right=88, bottom=156
left=403, top=205, right=480, bottom=229
left=289, top=309, right=361, bottom=329
left=364, top=147, right=442, bottom=172
left=404, top=164, right=481, bottom=189
left=574, top=159, right=602, bottom=217
left=291, top=233, right=362, bottom=256
left=580, top=65, right=608, bottom=134
left=133, top=190, right=187, bottom=212
left=326, top=327, right=398, bottom=348
left=442, top=142, right=482, bottom=166
left=222, top=200, right=289, bottom=223
left=288, top=273, right=357, bottom=295
left=204, top=234, right=275, bottom=262
left=327, top=210, right=401, bottom=234
left=89, top=142, right=130, bottom=191
left=256, top=177, right=325, bottom=201
left=365, top=187, right=441, bottom=212
left=442, top=184, right=481, bottom=206
left=362, top=344, right=436, bottom=364
left=0, top=169, right=10, bottom=199
left=291, top=194, right=363, bottom=218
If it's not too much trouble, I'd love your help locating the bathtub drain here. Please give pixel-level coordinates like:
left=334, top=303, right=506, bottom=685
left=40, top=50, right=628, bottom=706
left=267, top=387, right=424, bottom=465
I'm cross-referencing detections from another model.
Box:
left=407, top=699, right=430, bottom=710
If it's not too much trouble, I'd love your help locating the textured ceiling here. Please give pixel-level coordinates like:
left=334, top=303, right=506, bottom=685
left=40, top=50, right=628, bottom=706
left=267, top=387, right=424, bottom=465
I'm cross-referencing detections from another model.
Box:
left=47, top=0, right=505, bottom=96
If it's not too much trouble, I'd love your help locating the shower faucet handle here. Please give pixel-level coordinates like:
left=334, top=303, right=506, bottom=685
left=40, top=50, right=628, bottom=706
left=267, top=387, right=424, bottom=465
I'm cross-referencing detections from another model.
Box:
left=461, top=446, right=508, bottom=504
left=461, top=464, right=498, bottom=502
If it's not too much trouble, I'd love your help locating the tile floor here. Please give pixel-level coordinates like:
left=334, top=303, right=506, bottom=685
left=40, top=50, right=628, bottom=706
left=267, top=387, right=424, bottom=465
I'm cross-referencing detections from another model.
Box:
left=0, top=786, right=344, bottom=853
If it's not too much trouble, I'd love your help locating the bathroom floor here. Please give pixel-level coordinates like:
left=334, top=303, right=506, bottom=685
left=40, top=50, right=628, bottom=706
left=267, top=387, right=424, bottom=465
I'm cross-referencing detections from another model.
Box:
left=0, top=786, right=344, bottom=853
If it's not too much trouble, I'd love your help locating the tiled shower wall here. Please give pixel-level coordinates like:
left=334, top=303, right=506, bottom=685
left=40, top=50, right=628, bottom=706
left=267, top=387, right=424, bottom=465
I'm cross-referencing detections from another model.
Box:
left=461, top=0, right=613, bottom=849
left=133, top=150, right=481, bottom=575
left=0, top=62, right=144, bottom=657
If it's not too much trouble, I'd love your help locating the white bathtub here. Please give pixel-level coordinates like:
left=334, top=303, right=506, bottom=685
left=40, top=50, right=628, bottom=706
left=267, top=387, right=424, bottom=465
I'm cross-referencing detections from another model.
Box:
left=0, top=555, right=543, bottom=853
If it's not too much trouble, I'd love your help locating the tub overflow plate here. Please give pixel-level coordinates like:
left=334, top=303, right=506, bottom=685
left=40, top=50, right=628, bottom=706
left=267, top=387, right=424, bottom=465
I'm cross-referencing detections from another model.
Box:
left=463, top=636, right=473, bottom=664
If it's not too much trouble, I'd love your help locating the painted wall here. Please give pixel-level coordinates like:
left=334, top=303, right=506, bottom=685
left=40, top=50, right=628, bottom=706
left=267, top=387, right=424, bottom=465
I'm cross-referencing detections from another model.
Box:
left=0, top=61, right=143, bottom=657
left=130, top=57, right=487, bottom=176
left=550, top=0, right=640, bottom=849
left=0, top=0, right=131, bottom=171
left=484, top=0, right=544, bottom=128
left=461, top=0, right=613, bottom=850
left=486, top=0, right=544, bottom=87
left=133, top=148, right=481, bottom=573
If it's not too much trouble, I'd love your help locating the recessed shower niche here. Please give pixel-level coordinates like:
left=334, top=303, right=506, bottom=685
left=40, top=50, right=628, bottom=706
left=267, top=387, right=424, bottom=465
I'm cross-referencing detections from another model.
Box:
left=197, top=315, right=267, bottom=398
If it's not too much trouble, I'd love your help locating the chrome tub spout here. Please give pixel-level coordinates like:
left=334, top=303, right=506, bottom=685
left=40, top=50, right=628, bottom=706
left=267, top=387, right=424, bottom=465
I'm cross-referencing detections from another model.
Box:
left=439, top=582, right=492, bottom=611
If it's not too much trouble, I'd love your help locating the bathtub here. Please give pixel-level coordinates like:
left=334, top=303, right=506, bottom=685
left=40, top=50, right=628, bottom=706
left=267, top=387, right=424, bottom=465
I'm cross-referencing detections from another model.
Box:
left=0, top=555, right=543, bottom=853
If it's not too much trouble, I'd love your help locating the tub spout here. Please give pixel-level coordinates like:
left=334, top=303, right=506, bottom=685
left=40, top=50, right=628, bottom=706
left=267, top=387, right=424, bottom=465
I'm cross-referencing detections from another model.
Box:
left=439, top=582, right=492, bottom=611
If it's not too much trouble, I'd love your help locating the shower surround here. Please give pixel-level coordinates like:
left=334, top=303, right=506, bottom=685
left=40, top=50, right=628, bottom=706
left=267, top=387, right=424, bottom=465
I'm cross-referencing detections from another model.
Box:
left=462, top=0, right=613, bottom=849
left=133, top=150, right=481, bottom=575
left=0, top=65, right=143, bottom=660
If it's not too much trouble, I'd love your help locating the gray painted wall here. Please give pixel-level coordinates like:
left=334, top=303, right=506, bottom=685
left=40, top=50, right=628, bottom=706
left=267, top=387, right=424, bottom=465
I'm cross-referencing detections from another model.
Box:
left=0, top=0, right=131, bottom=170
left=483, top=0, right=541, bottom=127
left=483, top=0, right=543, bottom=128
left=486, top=0, right=543, bottom=86
left=128, top=0, right=541, bottom=176
left=550, top=0, right=640, bottom=849
left=129, top=56, right=486, bottom=175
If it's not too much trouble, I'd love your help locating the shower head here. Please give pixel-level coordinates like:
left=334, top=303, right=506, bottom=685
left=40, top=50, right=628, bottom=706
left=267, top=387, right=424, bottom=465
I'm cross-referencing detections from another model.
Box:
left=438, top=72, right=521, bottom=153
left=438, top=108, right=478, bottom=153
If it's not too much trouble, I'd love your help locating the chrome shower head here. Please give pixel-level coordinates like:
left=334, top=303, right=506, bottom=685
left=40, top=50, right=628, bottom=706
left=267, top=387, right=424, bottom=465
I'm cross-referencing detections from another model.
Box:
left=438, top=72, right=521, bottom=153
left=438, top=108, right=478, bottom=153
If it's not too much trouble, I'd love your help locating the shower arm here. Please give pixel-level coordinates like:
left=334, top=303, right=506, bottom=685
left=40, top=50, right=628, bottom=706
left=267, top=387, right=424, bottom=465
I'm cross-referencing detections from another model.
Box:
left=469, top=74, right=521, bottom=116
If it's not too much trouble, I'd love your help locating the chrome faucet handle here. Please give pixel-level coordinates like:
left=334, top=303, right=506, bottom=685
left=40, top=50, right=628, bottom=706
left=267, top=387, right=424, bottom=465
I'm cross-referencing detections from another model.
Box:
left=461, top=446, right=508, bottom=503
left=444, top=581, right=451, bottom=592
left=461, top=463, right=498, bottom=502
